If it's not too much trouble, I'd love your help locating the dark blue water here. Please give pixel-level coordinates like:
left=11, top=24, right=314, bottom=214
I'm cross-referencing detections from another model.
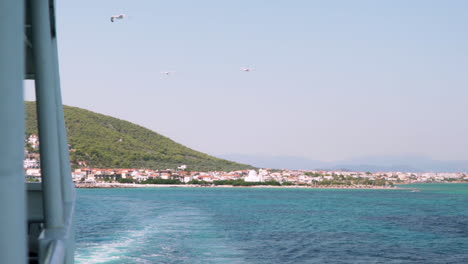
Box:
left=75, top=184, right=468, bottom=263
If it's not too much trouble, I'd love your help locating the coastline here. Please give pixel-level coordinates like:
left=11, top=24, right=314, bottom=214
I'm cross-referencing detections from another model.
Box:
left=75, top=182, right=403, bottom=190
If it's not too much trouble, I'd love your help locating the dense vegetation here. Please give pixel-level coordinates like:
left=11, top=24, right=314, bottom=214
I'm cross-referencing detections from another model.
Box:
left=186, top=179, right=282, bottom=186
left=25, top=102, right=254, bottom=171
left=212, top=179, right=282, bottom=186
left=141, top=178, right=182, bottom=184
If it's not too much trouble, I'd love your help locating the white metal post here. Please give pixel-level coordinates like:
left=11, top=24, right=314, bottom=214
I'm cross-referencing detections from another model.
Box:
left=52, top=24, right=76, bottom=264
left=51, top=38, right=74, bottom=204
left=31, top=0, right=65, bottom=229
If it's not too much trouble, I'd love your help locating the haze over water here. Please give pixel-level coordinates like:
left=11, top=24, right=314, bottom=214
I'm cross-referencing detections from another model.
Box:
left=75, top=184, right=468, bottom=263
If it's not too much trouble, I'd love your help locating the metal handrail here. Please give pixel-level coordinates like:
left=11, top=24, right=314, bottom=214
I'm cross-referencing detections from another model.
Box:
left=43, top=240, right=65, bottom=264
left=36, top=190, right=75, bottom=263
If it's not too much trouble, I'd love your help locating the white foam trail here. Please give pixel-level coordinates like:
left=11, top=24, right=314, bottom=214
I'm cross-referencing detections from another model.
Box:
left=75, top=227, right=151, bottom=264
left=76, top=206, right=249, bottom=264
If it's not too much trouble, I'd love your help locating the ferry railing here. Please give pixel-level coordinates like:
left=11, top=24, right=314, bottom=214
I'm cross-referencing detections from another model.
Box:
left=30, top=0, right=76, bottom=263
left=1, top=0, right=75, bottom=263
left=37, top=199, right=75, bottom=264
left=28, top=183, right=75, bottom=264
left=43, top=240, right=66, bottom=264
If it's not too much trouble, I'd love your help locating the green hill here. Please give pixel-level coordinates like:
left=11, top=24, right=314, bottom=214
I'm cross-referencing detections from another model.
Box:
left=25, top=102, right=253, bottom=171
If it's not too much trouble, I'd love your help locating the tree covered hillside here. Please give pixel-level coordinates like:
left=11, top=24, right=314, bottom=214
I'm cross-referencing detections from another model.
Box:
left=25, top=102, right=253, bottom=171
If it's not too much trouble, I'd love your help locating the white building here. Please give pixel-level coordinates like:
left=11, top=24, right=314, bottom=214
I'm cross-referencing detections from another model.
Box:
left=71, top=173, right=85, bottom=182
left=183, top=175, right=193, bottom=183
left=245, top=170, right=263, bottom=182
left=28, top=134, right=40, bottom=149
left=84, top=177, right=96, bottom=183
left=24, top=158, right=40, bottom=169
left=134, top=174, right=148, bottom=182
left=25, top=168, right=41, bottom=177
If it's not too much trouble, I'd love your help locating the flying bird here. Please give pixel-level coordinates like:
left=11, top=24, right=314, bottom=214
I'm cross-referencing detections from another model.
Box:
left=241, top=67, right=253, bottom=72
left=160, top=71, right=175, bottom=76
left=110, top=14, right=126, bottom=22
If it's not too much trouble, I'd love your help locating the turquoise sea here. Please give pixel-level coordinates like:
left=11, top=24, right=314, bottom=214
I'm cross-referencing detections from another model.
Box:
left=75, top=184, right=468, bottom=263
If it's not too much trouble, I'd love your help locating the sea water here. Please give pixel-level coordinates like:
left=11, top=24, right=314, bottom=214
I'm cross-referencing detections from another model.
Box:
left=75, top=184, right=468, bottom=263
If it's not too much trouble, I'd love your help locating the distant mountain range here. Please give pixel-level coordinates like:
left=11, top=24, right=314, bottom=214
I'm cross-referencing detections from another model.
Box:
left=219, top=154, right=468, bottom=173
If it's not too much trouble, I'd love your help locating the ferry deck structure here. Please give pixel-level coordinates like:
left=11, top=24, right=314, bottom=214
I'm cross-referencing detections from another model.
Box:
left=1, top=0, right=75, bottom=263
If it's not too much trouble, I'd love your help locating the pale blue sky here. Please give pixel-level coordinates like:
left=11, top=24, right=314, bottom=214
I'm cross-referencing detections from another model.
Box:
left=25, top=0, right=468, bottom=162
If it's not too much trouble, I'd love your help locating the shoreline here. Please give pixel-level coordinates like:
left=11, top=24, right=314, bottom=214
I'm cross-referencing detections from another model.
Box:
left=75, top=182, right=403, bottom=190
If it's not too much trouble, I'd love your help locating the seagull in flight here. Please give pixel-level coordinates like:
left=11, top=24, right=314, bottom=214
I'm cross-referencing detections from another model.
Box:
left=110, top=14, right=126, bottom=22
left=241, top=67, right=253, bottom=72
left=160, top=71, right=175, bottom=76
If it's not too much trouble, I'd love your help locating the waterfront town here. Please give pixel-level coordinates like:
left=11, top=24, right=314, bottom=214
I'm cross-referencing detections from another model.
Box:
left=25, top=164, right=468, bottom=186
left=24, top=134, right=468, bottom=187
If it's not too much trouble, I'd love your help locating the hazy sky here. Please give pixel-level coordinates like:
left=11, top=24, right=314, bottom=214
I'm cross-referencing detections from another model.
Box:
left=25, top=0, right=468, bottom=162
